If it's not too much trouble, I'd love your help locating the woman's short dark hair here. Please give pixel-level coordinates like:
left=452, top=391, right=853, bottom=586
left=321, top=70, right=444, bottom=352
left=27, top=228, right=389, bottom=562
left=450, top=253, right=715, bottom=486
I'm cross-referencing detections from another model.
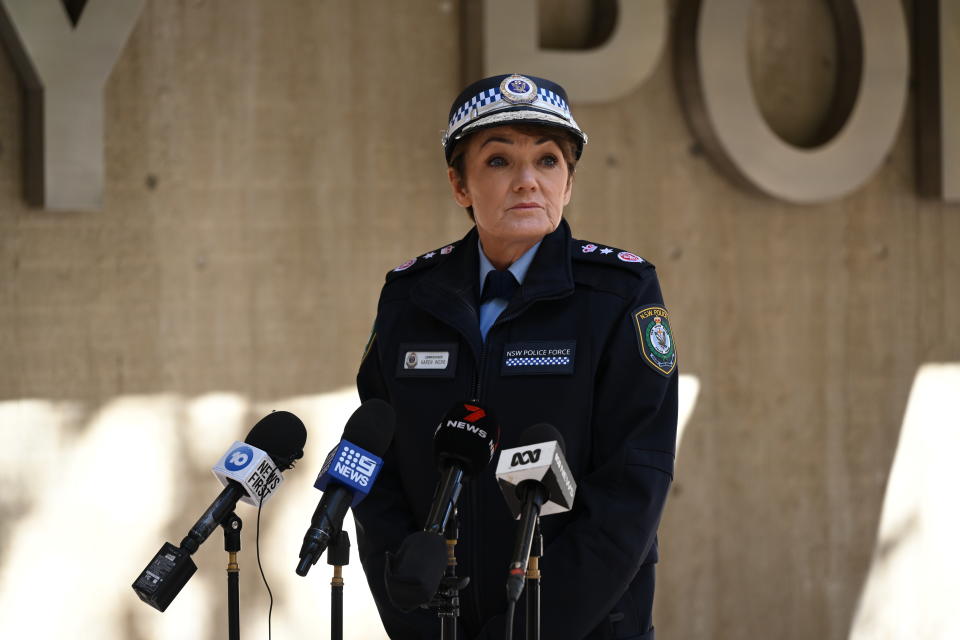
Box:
left=447, top=123, right=579, bottom=221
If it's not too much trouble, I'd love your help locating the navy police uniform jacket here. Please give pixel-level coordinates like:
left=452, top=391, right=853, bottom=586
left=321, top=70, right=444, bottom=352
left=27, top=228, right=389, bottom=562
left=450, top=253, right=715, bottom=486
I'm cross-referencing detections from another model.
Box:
left=355, top=219, right=678, bottom=640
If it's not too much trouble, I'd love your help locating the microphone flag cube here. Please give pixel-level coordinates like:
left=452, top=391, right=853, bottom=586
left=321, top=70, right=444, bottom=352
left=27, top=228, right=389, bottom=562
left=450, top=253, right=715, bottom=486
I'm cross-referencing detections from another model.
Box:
left=495, top=441, right=577, bottom=518
left=211, top=441, right=283, bottom=506
left=314, top=440, right=383, bottom=507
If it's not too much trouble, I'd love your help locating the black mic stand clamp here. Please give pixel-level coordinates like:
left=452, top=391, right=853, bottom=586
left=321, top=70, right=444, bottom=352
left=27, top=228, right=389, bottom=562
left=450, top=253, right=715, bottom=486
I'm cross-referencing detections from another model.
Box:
left=427, top=510, right=470, bottom=640
left=221, top=512, right=243, bottom=640
left=327, top=530, right=350, bottom=640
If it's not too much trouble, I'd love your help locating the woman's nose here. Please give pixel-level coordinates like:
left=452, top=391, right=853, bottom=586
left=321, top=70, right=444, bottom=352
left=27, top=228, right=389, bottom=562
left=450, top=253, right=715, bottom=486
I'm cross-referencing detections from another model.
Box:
left=513, top=164, right=538, bottom=190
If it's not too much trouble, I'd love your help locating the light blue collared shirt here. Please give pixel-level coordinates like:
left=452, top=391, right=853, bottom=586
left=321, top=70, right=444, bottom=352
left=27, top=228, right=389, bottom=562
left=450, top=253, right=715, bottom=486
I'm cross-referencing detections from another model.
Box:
left=478, top=239, right=541, bottom=341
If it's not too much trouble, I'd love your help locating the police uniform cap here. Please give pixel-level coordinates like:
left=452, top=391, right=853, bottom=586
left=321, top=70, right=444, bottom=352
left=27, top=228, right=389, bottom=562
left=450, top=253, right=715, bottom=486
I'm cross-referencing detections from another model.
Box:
left=442, top=73, right=588, bottom=163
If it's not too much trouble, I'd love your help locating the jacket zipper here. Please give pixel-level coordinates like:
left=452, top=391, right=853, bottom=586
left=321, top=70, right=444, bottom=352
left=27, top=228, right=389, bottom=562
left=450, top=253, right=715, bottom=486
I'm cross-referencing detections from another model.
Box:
left=471, top=342, right=489, bottom=402
left=468, top=337, right=490, bottom=629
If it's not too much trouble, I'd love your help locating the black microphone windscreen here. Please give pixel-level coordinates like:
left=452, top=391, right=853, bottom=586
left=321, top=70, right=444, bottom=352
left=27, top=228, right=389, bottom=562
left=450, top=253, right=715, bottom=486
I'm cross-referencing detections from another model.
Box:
left=433, top=401, right=499, bottom=476
left=342, top=399, right=396, bottom=456
left=384, top=531, right=448, bottom=612
left=516, top=422, right=566, bottom=455
left=245, top=410, right=307, bottom=470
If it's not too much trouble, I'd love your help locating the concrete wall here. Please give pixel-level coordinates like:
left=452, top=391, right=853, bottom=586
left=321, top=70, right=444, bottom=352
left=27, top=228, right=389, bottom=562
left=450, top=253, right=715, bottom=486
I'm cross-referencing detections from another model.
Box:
left=0, top=1, right=957, bottom=639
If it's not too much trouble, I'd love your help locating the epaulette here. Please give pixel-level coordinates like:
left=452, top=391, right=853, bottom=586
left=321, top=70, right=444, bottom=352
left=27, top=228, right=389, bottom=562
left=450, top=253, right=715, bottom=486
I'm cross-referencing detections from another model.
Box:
left=385, top=240, right=462, bottom=282
left=570, top=238, right=655, bottom=275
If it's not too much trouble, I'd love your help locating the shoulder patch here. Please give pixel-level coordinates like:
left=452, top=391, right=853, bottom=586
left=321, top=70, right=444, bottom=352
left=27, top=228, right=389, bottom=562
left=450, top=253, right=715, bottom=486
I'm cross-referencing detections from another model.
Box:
left=571, top=238, right=654, bottom=274
left=632, top=305, right=677, bottom=376
left=385, top=241, right=461, bottom=282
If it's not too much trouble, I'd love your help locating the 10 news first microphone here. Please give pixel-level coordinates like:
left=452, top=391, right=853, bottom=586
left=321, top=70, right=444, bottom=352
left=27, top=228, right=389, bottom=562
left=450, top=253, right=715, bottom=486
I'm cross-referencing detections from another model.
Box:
left=132, top=398, right=577, bottom=628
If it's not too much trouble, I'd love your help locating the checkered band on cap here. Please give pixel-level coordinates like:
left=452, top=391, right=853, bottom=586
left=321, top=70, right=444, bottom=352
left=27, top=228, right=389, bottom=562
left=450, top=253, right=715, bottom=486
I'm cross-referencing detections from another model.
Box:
left=447, top=86, right=571, bottom=130
left=442, top=74, right=587, bottom=159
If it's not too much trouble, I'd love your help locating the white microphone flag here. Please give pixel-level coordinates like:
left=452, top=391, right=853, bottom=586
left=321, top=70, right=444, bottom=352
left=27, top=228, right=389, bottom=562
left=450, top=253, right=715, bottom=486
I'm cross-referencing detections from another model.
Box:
left=211, top=441, right=283, bottom=506
left=495, top=440, right=576, bottom=518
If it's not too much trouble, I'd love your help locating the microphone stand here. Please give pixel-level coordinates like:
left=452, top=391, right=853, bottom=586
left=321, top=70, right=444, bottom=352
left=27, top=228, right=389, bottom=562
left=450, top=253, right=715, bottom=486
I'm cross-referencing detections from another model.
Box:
left=221, top=512, right=242, bottom=640
left=525, top=521, right=542, bottom=640
left=431, top=509, right=470, bottom=640
left=327, top=530, right=350, bottom=640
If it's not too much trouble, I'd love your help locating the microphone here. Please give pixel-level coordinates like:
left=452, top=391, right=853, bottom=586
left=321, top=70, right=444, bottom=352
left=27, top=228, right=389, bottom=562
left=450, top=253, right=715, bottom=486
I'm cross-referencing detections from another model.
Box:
left=384, top=401, right=499, bottom=611
left=495, top=423, right=577, bottom=604
left=424, top=401, right=500, bottom=534
left=132, top=410, right=307, bottom=612
left=296, top=399, right=395, bottom=576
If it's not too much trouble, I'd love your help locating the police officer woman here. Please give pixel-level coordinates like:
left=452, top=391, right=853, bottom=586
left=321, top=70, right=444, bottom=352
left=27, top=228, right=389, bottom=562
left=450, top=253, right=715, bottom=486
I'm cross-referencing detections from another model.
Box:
left=355, top=74, right=678, bottom=640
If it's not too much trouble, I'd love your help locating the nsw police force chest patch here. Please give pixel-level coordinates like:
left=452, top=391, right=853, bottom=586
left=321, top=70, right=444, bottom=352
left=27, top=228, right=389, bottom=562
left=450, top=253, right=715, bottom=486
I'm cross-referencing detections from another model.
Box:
left=501, top=340, right=576, bottom=376
left=632, top=305, right=677, bottom=376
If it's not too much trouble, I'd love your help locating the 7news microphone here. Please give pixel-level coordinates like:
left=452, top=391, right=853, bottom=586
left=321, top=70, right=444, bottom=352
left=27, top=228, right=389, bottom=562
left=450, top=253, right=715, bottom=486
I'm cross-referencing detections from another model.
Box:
left=296, top=399, right=396, bottom=576
left=424, top=401, right=500, bottom=534
left=495, top=423, right=577, bottom=604
left=384, top=401, right=500, bottom=611
left=132, top=410, right=307, bottom=612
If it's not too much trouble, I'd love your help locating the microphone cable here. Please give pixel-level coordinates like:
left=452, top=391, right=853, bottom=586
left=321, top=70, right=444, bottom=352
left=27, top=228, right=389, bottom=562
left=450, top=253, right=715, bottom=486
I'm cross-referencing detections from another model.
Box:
left=254, top=462, right=286, bottom=640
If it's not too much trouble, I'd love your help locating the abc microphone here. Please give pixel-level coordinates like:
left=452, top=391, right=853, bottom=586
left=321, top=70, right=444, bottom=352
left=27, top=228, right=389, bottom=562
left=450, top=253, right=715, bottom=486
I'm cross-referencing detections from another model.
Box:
left=132, top=410, right=307, bottom=612
left=495, top=423, right=577, bottom=604
left=383, top=401, right=500, bottom=611
left=296, top=399, right=395, bottom=576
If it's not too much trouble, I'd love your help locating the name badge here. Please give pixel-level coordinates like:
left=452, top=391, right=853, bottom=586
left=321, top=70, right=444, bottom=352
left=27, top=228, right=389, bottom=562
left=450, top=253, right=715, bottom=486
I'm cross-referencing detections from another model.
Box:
left=501, top=340, right=576, bottom=376
left=396, top=343, right=458, bottom=378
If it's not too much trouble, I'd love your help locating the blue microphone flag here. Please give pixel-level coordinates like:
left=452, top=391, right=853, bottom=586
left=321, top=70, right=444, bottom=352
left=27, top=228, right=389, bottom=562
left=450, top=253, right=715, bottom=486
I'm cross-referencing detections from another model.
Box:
left=314, top=439, right=383, bottom=506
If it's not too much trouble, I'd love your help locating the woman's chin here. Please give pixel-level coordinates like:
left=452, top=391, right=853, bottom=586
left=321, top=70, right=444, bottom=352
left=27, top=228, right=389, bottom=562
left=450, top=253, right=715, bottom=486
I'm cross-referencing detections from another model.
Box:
left=498, top=214, right=559, bottom=240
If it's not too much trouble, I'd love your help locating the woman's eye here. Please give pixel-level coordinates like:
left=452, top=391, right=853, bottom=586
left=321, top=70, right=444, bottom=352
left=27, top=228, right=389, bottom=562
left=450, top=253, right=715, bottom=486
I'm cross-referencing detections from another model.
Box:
left=487, top=156, right=507, bottom=167
left=541, top=155, right=559, bottom=167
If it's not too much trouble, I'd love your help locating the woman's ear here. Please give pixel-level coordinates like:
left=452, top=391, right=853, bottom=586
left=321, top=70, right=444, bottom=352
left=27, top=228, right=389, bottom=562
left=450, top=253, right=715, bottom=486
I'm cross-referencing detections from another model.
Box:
left=448, top=167, right=472, bottom=208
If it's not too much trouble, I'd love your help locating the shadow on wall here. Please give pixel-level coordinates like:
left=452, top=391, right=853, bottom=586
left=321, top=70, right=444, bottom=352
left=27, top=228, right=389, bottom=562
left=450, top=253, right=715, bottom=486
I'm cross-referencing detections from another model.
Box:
left=848, top=363, right=960, bottom=640
left=0, top=376, right=700, bottom=639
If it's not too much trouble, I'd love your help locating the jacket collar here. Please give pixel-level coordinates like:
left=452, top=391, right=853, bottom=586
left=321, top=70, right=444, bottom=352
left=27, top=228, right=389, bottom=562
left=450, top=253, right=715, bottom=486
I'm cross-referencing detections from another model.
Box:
left=410, top=219, right=576, bottom=357
left=511, top=217, right=575, bottom=305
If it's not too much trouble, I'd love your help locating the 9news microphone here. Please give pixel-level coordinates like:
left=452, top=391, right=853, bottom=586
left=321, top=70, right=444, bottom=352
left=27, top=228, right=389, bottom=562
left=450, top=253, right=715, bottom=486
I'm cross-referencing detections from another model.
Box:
left=384, top=401, right=500, bottom=611
left=132, top=410, right=307, bottom=612
left=495, top=423, right=577, bottom=603
left=296, top=399, right=396, bottom=576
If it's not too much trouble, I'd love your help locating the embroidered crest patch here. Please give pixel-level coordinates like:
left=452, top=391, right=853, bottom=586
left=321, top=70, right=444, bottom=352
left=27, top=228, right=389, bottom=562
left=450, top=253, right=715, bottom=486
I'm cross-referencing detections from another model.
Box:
left=632, top=306, right=676, bottom=376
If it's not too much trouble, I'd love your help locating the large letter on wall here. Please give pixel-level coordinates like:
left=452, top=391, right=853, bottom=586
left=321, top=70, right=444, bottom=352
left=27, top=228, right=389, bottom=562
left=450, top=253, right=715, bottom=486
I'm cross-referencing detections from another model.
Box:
left=675, top=0, right=908, bottom=204
left=481, top=0, right=666, bottom=104
left=917, top=0, right=960, bottom=202
left=0, top=0, right=145, bottom=211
